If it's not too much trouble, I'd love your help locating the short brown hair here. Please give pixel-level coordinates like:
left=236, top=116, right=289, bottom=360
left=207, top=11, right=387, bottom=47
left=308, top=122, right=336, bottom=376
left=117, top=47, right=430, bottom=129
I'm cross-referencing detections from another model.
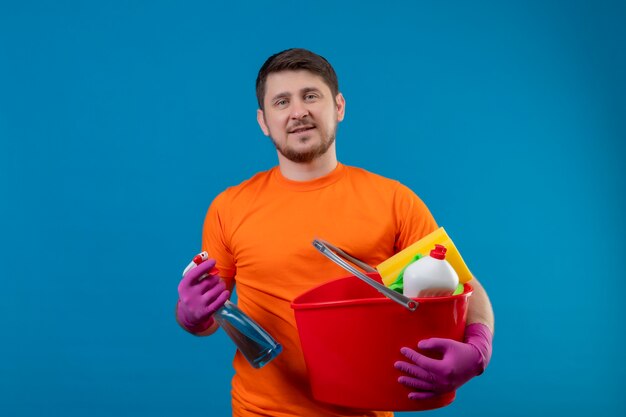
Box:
left=256, top=48, right=339, bottom=110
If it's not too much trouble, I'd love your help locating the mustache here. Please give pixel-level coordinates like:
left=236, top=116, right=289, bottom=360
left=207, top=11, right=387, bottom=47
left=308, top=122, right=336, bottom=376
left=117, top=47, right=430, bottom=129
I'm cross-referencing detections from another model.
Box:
left=288, top=121, right=316, bottom=132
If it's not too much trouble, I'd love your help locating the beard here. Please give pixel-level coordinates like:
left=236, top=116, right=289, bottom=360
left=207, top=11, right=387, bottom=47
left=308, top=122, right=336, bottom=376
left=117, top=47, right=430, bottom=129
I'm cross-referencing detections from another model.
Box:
left=269, top=123, right=337, bottom=163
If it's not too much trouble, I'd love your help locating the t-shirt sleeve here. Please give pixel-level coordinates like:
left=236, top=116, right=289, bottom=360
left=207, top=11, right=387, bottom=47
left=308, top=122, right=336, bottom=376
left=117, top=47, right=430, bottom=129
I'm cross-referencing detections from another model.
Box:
left=393, top=182, right=439, bottom=252
left=201, top=191, right=236, bottom=287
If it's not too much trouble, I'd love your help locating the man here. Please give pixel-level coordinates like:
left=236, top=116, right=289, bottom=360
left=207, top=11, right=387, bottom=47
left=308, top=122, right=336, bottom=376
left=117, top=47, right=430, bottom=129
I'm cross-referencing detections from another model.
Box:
left=176, top=48, right=494, bottom=417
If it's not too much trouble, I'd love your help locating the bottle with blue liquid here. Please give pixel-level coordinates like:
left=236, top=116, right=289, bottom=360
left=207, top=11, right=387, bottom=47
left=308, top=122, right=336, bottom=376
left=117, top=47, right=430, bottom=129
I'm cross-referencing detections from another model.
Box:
left=184, top=252, right=282, bottom=368
left=214, top=300, right=282, bottom=368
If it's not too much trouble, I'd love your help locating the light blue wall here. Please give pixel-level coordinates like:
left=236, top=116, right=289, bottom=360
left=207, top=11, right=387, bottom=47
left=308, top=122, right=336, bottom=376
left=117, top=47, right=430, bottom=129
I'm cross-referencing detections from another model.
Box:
left=1, top=1, right=624, bottom=416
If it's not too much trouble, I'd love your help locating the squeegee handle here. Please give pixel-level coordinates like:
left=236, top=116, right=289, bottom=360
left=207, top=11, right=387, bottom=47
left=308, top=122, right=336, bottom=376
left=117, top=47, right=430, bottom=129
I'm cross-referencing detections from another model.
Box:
left=312, top=239, right=418, bottom=312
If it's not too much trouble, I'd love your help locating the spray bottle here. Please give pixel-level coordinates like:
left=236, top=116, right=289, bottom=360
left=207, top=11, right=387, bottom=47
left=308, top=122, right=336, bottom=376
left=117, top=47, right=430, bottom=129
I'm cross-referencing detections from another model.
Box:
left=183, top=252, right=282, bottom=368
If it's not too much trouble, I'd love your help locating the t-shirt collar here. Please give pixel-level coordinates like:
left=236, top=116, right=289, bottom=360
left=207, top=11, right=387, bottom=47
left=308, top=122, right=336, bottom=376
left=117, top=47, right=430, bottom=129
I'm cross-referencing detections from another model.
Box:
left=272, top=162, right=346, bottom=191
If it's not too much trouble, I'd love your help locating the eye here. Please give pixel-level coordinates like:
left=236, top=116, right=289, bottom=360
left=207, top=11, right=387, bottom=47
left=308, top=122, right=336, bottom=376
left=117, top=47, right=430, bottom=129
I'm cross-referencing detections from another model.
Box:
left=274, top=98, right=288, bottom=108
left=304, top=93, right=318, bottom=101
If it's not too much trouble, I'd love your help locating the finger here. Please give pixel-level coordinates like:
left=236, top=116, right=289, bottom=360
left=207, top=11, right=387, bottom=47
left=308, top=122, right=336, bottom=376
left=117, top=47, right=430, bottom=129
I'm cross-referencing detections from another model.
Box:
left=196, top=275, right=223, bottom=295
left=201, top=280, right=227, bottom=302
left=205, top=290, right=230, bottom=315
left=183, top=259, right=217, bottom=284
left=418, top=337, right=456, bottom=352
left=408, top=391, right=437, bottom=401
left=400, top=347, right=442, bottom=372
left=394, top=360, right=433, bottom=381
left=178, top=274, right=220, bottom=304
left=397, top=375, right=434, bottom=392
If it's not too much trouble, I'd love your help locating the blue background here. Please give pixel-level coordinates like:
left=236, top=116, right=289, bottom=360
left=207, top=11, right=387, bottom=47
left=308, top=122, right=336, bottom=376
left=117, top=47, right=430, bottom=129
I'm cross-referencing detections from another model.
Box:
left=1, top=1, right=624, bottom=416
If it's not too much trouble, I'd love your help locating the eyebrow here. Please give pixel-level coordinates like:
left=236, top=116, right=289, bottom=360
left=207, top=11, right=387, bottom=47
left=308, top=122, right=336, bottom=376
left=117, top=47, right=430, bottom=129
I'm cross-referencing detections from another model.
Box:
left=270, top=87, right=323, bottom=103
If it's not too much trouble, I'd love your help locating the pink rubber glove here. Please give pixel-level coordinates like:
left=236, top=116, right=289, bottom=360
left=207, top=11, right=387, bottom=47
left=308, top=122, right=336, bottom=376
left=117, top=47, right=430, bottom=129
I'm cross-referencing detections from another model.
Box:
left=177, top=258, right=230, bottom=334
left=394, top=323, right=493, bottom=400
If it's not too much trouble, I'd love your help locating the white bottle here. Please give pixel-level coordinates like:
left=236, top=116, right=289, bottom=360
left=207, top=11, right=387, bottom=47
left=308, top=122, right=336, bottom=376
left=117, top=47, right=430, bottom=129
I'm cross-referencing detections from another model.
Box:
left=403, top=244, right=459, bottom=298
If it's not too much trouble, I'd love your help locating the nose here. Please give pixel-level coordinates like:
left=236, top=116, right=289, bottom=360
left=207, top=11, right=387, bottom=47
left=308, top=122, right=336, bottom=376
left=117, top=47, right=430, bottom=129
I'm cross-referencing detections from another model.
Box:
left=290, top=99, right=309, bottom=119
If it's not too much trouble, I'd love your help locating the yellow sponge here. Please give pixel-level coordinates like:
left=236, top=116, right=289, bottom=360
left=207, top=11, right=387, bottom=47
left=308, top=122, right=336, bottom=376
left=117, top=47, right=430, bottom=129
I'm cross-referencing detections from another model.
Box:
left=377, top=227, right=473, bottom=286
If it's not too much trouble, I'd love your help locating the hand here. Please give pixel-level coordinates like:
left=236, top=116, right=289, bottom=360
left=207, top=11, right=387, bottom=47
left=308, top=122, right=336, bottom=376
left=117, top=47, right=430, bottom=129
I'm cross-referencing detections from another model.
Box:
left=177, top=258, right=230, bottom=334
left=394, top=323, right=493, bottom=400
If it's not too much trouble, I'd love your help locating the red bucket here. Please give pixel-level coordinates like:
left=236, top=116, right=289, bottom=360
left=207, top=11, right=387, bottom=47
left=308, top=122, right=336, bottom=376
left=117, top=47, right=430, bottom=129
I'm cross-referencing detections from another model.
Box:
left=291, top=273, right=473, bottom=411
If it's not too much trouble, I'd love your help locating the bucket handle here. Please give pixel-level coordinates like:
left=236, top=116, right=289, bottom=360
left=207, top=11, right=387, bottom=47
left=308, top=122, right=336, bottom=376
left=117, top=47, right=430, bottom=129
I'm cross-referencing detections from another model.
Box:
left=312, top=239, right=418, bottom=312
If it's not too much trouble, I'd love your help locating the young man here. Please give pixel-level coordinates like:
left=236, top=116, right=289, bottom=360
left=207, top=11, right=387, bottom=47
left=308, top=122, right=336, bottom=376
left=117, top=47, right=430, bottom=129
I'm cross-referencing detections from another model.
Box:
left=176, top=48, right=494, bottom=417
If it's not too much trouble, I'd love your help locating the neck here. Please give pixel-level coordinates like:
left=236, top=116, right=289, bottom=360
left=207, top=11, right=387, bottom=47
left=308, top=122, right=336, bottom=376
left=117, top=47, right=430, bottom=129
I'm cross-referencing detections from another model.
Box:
left=277, top=144, right=338, bottom=181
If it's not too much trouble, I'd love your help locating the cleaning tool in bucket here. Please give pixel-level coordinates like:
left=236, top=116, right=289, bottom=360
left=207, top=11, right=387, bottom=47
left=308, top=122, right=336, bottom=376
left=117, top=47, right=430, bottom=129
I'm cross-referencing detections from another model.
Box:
left=313, top=239, right=417, bottom=311
left=183, top=252, right=282, bottom=368
left=377, top=227, right=472, bottom=287
left=403, top=244, right=459, bottom=297
left=291, top=240, right=472, bottom=411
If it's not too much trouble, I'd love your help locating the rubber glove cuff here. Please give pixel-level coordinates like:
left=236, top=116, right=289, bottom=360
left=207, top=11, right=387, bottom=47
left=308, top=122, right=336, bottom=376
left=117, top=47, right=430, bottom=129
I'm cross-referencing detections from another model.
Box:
left=464, top=323, right=493, bottom=374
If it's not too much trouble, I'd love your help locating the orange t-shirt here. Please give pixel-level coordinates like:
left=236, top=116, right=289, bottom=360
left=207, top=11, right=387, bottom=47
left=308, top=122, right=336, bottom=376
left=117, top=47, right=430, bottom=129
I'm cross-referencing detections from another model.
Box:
left=202, top=163, right=438, bottom=417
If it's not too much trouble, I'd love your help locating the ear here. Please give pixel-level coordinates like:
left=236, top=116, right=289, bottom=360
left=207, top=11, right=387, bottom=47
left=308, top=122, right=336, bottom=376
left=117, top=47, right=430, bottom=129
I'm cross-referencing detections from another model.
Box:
left=257, top=109, right=270, bottom=136
left=335, top=93, right=346, bottom=122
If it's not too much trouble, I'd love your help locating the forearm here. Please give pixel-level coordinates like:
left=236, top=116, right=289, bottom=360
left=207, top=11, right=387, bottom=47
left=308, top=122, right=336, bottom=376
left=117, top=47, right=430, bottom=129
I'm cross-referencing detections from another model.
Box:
left=466, top=277, right=494, bottom=334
